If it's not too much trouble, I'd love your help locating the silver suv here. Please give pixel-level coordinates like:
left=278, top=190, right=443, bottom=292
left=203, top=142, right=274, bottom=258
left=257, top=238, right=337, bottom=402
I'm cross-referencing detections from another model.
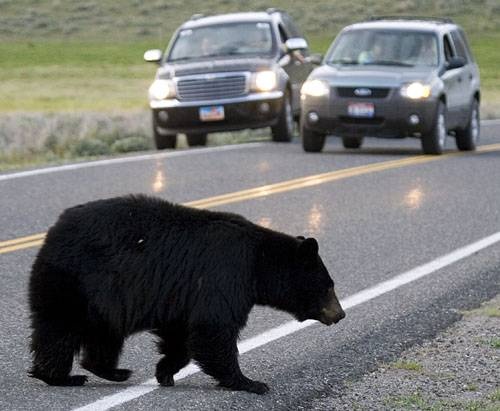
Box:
left=300, top=17, right=480, bottom=154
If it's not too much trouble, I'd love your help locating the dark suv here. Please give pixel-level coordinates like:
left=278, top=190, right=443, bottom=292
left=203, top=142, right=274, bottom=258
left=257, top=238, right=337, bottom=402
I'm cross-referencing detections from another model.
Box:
left=300, top=17, right=480, bottom=154
left=144, top=10, right=317, bottom=149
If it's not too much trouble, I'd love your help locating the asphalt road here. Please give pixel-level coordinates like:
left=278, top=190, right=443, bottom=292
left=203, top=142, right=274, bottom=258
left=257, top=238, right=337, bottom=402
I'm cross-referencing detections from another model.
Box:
left=1, top=124, right=500, bottom=410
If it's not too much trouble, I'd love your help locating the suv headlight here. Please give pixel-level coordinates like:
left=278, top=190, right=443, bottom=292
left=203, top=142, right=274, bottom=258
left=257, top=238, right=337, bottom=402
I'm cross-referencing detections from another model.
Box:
left=400, top=82, right=431, bottom=99
left=251, top=71, right=277, bottom=92
left=301, top=79, right=329, bottom=97
left=148, top=79, right=176, bottom=100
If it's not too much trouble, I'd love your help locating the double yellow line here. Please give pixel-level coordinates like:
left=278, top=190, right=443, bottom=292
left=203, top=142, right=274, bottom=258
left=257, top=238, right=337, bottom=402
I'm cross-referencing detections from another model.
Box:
left=2, top=143, right=500, bottom=256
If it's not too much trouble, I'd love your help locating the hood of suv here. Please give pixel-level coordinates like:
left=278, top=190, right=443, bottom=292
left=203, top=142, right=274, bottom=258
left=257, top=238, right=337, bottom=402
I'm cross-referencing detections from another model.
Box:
left=158, top=57, right=275, bottom=79
left=311, top=64, right=436, bottom=88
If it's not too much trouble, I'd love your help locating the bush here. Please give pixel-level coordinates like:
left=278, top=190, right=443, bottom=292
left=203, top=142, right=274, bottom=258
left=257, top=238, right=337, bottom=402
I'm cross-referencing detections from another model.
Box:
left=111, top=136, right=151, bottom=153
left=71, top=138, right=111, bottom=157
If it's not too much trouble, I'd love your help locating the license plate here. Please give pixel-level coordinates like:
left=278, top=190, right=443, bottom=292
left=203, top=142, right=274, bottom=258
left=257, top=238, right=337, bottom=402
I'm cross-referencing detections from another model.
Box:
left=347, top=102, right=375, bottom=118
left=199, top=106, right=224, bottom=121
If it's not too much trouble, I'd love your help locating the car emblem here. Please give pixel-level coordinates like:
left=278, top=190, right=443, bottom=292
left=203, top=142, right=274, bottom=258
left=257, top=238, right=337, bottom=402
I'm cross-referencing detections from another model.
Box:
left=354, top=88, right=372, bottom=97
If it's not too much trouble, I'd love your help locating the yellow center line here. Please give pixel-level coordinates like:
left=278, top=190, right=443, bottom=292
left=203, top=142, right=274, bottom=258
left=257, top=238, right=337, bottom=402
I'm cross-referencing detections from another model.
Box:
left=2, top=143, right=500, bottom=255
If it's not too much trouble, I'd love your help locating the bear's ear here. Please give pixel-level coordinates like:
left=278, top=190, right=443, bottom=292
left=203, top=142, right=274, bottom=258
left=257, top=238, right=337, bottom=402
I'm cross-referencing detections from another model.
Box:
left=297, top=237, right=319, bottom=259
left=296, top=235, right=306, bottom=240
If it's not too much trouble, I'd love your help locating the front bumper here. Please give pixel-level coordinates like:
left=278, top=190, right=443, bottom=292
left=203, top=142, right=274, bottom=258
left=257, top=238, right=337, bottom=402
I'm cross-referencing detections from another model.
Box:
left=301, top=91, right=439, bottom=138
left=152, top=91, right=284, bottom=134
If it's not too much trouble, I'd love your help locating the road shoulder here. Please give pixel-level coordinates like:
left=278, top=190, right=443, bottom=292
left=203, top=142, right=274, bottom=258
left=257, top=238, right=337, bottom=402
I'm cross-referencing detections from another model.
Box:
left=312, top=294, right=500, bottom=410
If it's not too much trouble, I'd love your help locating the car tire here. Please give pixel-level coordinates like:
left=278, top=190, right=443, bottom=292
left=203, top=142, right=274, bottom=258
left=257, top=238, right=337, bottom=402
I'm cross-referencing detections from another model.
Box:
left=302, top=127, right=326, bottom=152
left=342, top=136, right=363, bottom=149
left=421, top=101, right=447, bottom=155
left=455, top=99, right=479, bottom=151
left=186, top=133, right=208, bottom=147
left=271, top=90, right=294, bottom=142
left=152, top=113, right=176, bottom=150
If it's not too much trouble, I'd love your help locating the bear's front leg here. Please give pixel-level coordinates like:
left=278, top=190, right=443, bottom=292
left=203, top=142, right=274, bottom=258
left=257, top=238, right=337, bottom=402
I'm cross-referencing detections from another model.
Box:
left=189, top=325, right=269, bottom=395
left=154, top=325, right=190, bottom=387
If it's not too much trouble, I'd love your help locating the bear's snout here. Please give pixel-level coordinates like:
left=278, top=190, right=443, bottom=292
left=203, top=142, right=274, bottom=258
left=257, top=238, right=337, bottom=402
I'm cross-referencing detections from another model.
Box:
left=319, top=288, right=345, bottom=326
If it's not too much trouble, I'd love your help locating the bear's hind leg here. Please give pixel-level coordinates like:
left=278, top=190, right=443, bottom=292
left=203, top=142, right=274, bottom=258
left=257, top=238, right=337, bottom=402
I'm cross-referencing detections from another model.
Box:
left=29, top=321, right=86, bottom=386
left=189, top=325, right=269, bottom=395
left=80, top=331, right=131, bottom=382
left=154, top=324, right=190, bottom=387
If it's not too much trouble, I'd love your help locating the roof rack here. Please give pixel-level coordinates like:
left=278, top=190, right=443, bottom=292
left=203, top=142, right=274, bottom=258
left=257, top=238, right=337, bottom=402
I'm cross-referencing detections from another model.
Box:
left=190, top=13, right=204, bottom=21
left=368, top=16, right=454, bottom=24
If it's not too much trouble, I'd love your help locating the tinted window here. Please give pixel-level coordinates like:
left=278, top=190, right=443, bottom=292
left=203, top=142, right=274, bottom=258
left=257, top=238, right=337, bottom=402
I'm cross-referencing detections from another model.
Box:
left=327, top=29, right=438, bottom=67
left=443, top=34, right=454, bottom=62
left=168, top=22, right=275, bottom=61
left=450, top=30, right=469, bottom=62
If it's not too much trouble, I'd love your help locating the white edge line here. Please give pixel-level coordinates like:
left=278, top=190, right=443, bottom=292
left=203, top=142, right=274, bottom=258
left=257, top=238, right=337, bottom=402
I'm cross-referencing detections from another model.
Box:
left=0, top=143, right=265, bottom=182
left=73, top=230, right=500, bottom=411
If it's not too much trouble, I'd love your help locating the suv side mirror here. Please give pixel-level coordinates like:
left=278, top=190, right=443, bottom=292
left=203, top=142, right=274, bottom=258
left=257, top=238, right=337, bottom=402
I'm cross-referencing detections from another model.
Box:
left=285, top=38, right=308, bottom=52
left=446, top=56, right=465, bottom=70
left=144, top=49, right=163, bottom=63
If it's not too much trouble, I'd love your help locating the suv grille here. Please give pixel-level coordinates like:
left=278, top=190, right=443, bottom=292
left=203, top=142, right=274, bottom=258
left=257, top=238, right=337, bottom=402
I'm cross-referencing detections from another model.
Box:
left=176, top=74, right=248, bottom=101
left=336, top=87, right=390, bottom=98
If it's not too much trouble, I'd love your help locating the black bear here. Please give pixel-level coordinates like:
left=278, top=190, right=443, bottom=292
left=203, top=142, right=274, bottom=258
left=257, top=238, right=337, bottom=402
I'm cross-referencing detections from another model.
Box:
left=28, top=195, right=345, bottom=394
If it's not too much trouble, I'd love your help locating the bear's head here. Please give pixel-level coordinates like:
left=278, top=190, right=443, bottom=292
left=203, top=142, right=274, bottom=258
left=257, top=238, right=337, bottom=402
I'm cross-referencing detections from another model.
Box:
left=256, top=236, right=345, bottom=326
left=289, top=237, right=345, bottom=325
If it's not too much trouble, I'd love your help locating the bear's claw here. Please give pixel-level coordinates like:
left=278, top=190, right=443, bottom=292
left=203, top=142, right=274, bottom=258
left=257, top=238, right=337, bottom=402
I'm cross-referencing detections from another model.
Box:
left=157, top=374, right=175, bottom=387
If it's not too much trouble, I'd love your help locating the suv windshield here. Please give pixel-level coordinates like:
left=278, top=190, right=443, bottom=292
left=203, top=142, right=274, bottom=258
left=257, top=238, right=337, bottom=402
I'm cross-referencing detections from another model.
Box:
left=327, top=29, right=439, bottom=67
left=168, top=22, right=274, bottom=62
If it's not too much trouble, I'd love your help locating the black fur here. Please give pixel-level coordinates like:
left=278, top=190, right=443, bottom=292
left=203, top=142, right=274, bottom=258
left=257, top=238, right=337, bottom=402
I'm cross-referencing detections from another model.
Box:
left=28, top=195, right=342, bottom=394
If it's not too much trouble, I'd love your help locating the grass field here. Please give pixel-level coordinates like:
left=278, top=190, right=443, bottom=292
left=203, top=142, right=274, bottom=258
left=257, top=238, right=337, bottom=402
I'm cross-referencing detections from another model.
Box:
left=1, top=34, right=499, bottom=115
left=1, top=0, right=499, bottom=113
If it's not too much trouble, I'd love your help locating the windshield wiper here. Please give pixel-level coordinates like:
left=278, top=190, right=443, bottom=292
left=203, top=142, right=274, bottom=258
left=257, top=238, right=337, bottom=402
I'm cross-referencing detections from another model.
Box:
left=168, top=57, right=195, bottom=62
left=328, top=58, right=359, bottom=65
left=364, top=60, right=415, bottom=67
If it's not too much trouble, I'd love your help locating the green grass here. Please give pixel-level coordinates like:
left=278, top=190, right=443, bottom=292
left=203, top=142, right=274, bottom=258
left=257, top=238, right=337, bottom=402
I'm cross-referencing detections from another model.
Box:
left=487, top=338, right=500, bottom=349
left=391, top=360, right=424, bottom=372
left=1, top=34, right=499, bottom=114
left=0, top=0, right=499, bottom=114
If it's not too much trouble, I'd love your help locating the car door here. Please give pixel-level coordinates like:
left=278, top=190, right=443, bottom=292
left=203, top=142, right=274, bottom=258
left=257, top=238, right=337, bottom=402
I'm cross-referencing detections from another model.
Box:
left=450, top=29, right=477, bottom=127
left=440, top=33, right=463, bottom=128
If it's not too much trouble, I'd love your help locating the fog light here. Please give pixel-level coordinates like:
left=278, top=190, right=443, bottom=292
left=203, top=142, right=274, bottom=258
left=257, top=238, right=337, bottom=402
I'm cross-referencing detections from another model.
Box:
left=409, top=114, right=420, bottom=125
left=259, top=102, right=270, bottom=113
left=308, top=111, right=319, bottom=124
left=158, top=110, right=169, bottom=122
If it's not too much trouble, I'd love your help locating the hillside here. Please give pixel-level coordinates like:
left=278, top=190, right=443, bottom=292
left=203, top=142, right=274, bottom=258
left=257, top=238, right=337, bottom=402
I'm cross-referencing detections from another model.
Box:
left=1, top=0, right=499, bottom=42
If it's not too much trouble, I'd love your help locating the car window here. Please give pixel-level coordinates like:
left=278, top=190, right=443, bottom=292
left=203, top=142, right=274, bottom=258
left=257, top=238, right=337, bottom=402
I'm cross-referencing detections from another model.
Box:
left=457, top=29, right=475, bottom=62
left=168, top=22, right=275, bottom=61
left=443, top=34, right=454, bottom=62
left=450, top=30, right=469, bottom=62
left=326, top=29, right=438, bottom=67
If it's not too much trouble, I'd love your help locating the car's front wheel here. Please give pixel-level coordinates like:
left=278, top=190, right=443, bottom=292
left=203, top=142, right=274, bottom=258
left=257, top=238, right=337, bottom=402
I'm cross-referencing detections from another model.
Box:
left=455, top=99, right=479, bottom=151
left=152, top=113, right=176, bottom=149
left=186, top=133, right=208, bottom=147
left=271, top=90, right=294, bottom=142
left=342, top=136, right=363, bottom=149
left=302, top=127, right=326, bottom=152
left=421, top=101, right=447, bottom=155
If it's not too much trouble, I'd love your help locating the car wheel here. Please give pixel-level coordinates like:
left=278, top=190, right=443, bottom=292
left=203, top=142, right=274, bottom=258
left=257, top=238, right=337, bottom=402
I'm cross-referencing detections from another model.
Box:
left=186, top=133, right=208, bottom=147
left=455, top=99, right=479, bottom=151
left=152, top=113, right=176, bottom=149
left=421, top=101, right=447, bottom=155
left=342, top=136, right=363, bottom=149
left=271, top=90, right=294, bottom=142
left=302, top=127, right=326, bottom=152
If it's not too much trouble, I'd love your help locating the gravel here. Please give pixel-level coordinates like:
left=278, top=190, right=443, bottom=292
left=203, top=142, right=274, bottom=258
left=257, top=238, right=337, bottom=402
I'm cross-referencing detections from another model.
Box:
left=309, top=294, right=500, bottom=410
